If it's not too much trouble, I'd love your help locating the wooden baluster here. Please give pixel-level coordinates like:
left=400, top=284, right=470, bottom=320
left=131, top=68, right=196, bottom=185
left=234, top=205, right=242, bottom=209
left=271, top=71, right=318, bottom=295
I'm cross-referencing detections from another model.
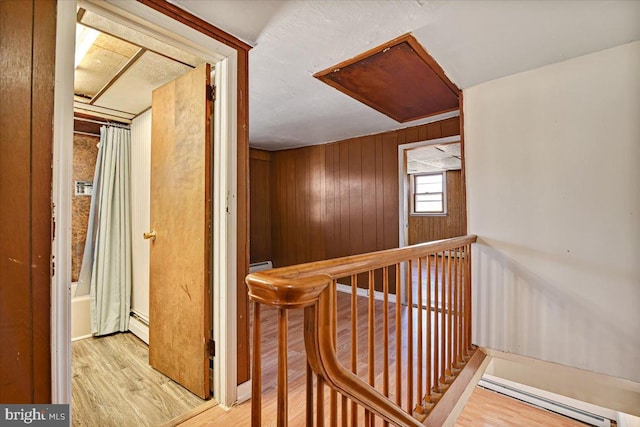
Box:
left=453, top=248, right=459, bottom=369
left=306, top=363, right=313, bottom=427
left=395, top=263, right=402, bottom=407
left=251, top=302, right=262, bottom=427
left=456, top=247, right=462, bottom=367
left=382, top=266, right=390, bottom=427
left=447, top=249, right=453, bottom=377
left=425, top=255, right=432, bottom=403
left=461, top=246, right=467, bottom=354
left=447, top=250, right=453, bottom=376
left=277, top=308, right=288, bottom=427
left=433, top=253, right=439, bottom=393
left=440, top=251, right=447, bottom=386
left=351, top=274, right=358, bottom=427
left=331, top=281, right=338, bottom=427
left=341, top=395, right=348, bottom=427
left=467, top=244, right=473, bottom=352
left=416, top=257, right=423, bottom=413
left=368, top=270, right=375, bottom=426
left=407, top=260, right=414, bottom=413
left=317, top=376, right=324, bottom=427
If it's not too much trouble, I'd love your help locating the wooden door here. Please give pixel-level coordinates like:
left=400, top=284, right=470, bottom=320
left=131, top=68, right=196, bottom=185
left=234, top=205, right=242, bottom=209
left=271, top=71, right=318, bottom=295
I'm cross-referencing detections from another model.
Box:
left=148, top=63, right=212, bottom=399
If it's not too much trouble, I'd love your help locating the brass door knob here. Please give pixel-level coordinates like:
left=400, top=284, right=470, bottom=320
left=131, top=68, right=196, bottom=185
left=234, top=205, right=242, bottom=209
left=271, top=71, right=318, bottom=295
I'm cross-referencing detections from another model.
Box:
left=143, top=230, right=157, bottom=241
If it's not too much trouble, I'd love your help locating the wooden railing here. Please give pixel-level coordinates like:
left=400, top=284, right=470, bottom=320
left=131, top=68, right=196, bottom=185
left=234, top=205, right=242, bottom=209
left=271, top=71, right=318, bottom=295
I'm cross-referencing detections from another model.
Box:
left=247, top=235, right=484, bottom=426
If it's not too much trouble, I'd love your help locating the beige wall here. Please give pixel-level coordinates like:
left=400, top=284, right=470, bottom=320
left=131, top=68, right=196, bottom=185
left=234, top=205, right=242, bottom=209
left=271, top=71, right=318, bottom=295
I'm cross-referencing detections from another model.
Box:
left=465, top=41, right=640, bottom=383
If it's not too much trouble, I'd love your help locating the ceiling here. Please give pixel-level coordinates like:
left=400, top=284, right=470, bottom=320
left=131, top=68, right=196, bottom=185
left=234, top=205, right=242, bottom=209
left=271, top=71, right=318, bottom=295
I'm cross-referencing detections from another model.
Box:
left=407, top=142, right=461, bottom=174
left=74, top=1, right=640, bottom=148
left=73, top=9, right=206, bottom=125
left=170, top=0, right=640, bottom=150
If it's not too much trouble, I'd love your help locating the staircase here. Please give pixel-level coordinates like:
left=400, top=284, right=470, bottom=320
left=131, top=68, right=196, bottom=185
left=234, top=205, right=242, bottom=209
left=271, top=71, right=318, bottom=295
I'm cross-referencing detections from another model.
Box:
left=246, top=235, right=486, bottom=426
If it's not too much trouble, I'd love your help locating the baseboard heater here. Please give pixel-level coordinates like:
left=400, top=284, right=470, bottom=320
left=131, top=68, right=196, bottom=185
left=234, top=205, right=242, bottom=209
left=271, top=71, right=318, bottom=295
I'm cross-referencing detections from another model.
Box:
left=129, top=311, right=149, bottom=345
left=478, top=376, right=612, bottom=426
left=249, top=261, right=273, bottom=273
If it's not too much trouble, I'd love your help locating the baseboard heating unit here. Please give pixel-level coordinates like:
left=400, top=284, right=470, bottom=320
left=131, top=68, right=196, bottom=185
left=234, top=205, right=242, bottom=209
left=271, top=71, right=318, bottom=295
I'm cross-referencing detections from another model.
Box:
left=249, top=261, right=273, bottom=273
left=478, top=375, right=612, bottom=427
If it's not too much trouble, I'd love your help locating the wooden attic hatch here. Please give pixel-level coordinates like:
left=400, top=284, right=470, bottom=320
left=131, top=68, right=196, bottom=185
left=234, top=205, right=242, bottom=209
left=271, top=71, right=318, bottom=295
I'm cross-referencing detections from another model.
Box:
left=314, top=34, right=460, bottom=122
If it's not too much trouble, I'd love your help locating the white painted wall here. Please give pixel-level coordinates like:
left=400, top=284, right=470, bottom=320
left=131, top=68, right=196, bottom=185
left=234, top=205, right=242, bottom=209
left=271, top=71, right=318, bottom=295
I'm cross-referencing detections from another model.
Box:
left=465, top=41, right=640, bottom=383
left=130, top=109, right=152, bottom=322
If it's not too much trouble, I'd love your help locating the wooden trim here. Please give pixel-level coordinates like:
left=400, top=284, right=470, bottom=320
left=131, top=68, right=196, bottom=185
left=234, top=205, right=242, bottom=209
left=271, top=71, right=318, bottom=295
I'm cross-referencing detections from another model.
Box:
left=314, top=33, right=459, bottom=123
left=314, top=34, right=458, bottom=94
left=249, top=148, right=272, bottom=161
left=423, top=349, right=488, bottom=427
left=236, top=48, right=251, bottom=384
left=135, top=0, right=252, bottom=386
left=0, top=0, right=56, bottom=403
left=89, top=48, right=147, bottom=105
left=251, top=235, right=477, bottom=289
left=136, top=0, right=252, bottom=52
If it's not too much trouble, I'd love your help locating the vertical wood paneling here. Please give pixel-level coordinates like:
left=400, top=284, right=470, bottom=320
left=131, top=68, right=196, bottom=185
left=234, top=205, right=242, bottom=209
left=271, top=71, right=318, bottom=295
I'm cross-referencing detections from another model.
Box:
left=267, top=116, right=461, bottom=271
left=249, top=149, right=272, bottom=263
left=0, top=0, right=55, bottom=403
left=131, top=109, right=152, bottom=319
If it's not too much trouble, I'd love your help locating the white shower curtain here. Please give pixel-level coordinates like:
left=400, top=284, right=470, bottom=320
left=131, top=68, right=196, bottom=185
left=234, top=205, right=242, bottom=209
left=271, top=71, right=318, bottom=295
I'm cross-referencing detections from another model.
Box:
left=77, top=125, right=132, bottom=336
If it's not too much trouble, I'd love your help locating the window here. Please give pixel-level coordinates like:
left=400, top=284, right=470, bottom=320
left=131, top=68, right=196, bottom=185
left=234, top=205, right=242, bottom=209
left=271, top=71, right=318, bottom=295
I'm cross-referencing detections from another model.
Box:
left=412, top=172, right=446, bottom=214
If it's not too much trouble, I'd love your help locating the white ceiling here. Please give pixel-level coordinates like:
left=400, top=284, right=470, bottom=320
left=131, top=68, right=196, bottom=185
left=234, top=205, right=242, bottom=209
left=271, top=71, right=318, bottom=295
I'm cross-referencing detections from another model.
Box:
left=172, top=0, right=640, bottom=150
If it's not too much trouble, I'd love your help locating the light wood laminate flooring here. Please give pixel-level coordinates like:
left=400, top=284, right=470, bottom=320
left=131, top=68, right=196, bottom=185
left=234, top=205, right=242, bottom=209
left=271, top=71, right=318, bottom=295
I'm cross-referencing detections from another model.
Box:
left=72, top=332, right=210, bottom=426
left=179, top=291, right=586, bottom=426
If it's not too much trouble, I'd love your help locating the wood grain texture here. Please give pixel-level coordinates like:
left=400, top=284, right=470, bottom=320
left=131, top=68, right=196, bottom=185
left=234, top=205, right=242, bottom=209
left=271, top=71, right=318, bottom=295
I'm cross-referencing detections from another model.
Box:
left=455, top=387, right=588, bottom=427
left=249, top=149, right=272, bottom=263
left=0, top=0, right=55, bottom=403
left=136, top=0, right=252, bottom=385
left=178, top=297, right=585, bottom=427
left=72, top=333, right=207, bottom=426
left=408, top=170, right=466, bottom=245
left=236, top=47, right=251, bottom=384
left=149, top=63, right=210, bottom=399
left=268, top=117, right=460, bottom=271
left=314, top=34, right=459, bottom=123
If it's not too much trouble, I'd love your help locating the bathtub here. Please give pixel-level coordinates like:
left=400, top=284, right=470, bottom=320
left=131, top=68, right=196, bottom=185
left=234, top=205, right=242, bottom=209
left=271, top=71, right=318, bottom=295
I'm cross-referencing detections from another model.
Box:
left=71, top=282, right=92, bottom=341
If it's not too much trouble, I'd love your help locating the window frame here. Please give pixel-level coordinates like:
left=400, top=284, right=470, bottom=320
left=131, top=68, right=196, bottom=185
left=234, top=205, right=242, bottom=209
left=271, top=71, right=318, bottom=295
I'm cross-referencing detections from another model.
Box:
left=410, top=172, right=447, bottom=216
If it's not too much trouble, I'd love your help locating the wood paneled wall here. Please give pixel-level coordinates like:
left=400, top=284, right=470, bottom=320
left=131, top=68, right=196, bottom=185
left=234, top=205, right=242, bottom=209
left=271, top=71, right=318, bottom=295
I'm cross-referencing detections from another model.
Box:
left=263, top=116, right=461, bottom=268
left=408, top=169, right=466, bottom=245
left=249, top=149, right=272, bottom=263
left=0, top=0, right=56, bottom=403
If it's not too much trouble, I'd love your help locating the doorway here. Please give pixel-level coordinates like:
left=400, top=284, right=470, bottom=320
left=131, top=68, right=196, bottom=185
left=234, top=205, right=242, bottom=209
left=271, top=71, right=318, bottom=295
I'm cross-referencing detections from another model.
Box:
left=52, top=0, right=241, bottom=413
left=398, top=135, right=465, bottom=248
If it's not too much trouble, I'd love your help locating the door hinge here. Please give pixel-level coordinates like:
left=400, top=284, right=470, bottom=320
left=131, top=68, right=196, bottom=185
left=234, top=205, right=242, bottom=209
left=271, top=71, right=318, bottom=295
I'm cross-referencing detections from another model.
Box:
left=208, top=339, right=215, bottom=358
left=206, top=84, right=216, bottom=102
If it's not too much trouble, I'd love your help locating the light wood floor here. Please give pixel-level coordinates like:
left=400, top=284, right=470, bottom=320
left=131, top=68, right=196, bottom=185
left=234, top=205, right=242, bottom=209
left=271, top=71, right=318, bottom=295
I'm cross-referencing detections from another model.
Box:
left=457, top=387, right=587, bottom=426
left=179, top=386, right=588, bottom=426
left=72, top=332, right=211, bottom=426
left=179, top=291, right=587, bottom=426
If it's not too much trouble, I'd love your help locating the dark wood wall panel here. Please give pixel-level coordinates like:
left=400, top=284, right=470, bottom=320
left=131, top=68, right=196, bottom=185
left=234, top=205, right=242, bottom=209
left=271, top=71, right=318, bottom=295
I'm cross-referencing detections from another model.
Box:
left=249, top=149, right=272, bottom=263
left=408, top=170, right=466, bottom=245
left=266, top=116, right=461, bottom=269
left=0, top=0, right=56, bottom=403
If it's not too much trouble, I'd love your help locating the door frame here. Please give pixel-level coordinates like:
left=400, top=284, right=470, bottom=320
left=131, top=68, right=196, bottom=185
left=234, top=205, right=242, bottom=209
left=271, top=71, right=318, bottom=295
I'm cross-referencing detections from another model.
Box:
left=397, top=135, right=461, bottom=249
left=52, top=0, right=242, bottom=407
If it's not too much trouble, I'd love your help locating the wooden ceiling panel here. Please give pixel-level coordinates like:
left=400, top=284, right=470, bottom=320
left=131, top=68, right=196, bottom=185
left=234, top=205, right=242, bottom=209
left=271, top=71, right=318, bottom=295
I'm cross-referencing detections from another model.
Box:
left=315, top=34, right=459, bottom=123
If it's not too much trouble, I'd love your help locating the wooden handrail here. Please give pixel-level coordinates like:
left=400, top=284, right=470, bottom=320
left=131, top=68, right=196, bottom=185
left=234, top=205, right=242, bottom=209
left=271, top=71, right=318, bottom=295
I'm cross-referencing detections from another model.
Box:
left=248, top=235, right=476, bottom=284
left=247, top=235, right=479, bottom=426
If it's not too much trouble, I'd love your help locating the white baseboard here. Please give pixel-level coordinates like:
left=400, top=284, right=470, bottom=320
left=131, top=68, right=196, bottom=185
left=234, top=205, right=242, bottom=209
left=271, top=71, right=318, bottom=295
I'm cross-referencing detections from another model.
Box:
left=479, top=374, right=611, bottom=426
left=129, top=315, right=149, bottom=344
left=483, top=348, right=640, bottom=419
left=71, top=333, right=93, bottom=342
left=236, top=380, right=251, bottom=404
